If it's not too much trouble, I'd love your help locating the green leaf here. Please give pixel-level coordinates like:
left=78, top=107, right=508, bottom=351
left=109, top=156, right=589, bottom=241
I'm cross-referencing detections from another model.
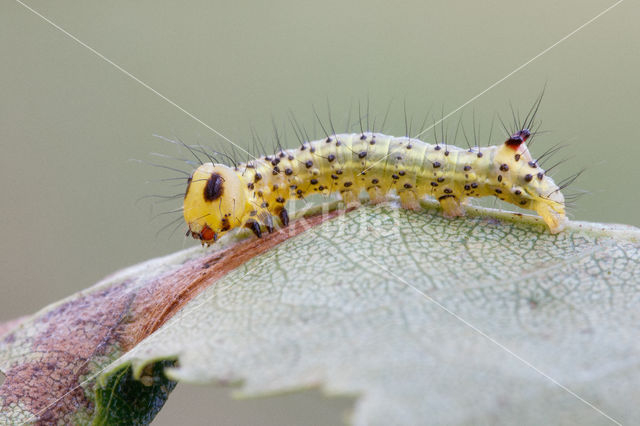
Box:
left=100, top=202, right=640, bottom=425
left=92, top=360, right=177, bottom=425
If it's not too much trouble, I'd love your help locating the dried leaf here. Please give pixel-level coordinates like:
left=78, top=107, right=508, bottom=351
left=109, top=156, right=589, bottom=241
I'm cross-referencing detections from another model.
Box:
left=0, top=208, right=339, bottom=424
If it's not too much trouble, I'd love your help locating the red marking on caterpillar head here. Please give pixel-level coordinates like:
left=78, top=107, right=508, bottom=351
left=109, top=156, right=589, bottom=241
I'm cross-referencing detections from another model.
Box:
left=505, top=129, right=531, bottom=149
left=200, top=225, right=217, bottom=242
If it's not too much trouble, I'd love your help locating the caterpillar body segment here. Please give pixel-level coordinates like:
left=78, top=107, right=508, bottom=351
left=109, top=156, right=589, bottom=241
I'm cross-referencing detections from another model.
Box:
left=183, top=131, right=568, bottom=244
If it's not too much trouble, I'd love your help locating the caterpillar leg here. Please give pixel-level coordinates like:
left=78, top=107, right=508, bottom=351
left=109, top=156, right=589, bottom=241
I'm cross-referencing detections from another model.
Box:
left=245, top=219, right=262, bottom=238
left=340, top=190, right=361, bottom=210
left=260, top=212, right=275, bottom=233
left=439, top=196, right=465, bottom=218
left=244, top=209, right=276, bottom=239
left=535, top=202, right=568, bottom=234
left=278, top=208, right=289, bottom=227
left=399, top=191, right=421, bottom=211
left=367, top=186, right=386, bottom=204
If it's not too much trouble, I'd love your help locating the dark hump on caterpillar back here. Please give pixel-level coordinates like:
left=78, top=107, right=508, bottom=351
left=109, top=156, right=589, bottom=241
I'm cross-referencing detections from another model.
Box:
left=505, top=129, right=531, bottom=149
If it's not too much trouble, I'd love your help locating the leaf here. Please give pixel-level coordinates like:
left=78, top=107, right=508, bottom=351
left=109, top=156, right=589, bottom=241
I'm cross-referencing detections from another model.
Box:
left=0, top=206, right=341, bottom=424
left=92, top=360, right=177, bottom=425
left=106, top=202, right=640, bottom=425
left=2, top=201, right=639, bottom=424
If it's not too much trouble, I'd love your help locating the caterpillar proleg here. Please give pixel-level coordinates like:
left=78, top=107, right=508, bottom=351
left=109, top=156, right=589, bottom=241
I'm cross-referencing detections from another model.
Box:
left=183, top=126, right=568, bottom=244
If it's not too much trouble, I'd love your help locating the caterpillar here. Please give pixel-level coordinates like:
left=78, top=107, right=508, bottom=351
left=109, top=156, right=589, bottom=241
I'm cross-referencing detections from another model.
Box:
left=182, top=125, right=568, bottom=244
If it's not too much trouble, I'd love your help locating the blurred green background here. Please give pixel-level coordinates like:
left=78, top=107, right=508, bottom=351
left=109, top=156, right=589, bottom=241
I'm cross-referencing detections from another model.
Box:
left=1, top=0, right=638, bottom=424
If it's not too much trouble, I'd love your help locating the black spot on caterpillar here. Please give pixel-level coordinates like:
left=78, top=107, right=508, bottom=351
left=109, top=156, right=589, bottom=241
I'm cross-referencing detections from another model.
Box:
left=182, top=129, right=568, bottom=244
left=203, top=173, right=224, bottom=201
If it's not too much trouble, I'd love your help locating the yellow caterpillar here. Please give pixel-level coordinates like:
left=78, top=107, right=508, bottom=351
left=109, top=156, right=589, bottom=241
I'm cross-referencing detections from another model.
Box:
left=182, top=128, right=567, bottom=244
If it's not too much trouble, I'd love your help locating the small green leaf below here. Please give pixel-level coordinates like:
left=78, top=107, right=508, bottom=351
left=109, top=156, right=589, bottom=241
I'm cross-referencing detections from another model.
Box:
left=93, top=359, right=177, bottom=425
left=100, top=203, right=640, bottom=425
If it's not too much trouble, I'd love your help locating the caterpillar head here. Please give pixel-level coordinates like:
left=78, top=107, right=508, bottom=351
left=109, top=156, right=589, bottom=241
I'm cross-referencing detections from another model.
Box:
left=183, top=163, right=250, bottom=243
left=499, top=130, right=568, bottom=234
